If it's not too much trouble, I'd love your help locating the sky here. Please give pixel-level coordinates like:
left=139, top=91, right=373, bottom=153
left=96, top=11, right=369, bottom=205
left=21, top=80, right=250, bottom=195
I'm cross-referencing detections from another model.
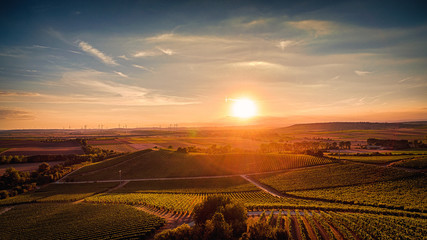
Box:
left=0, top=0, right=426, bottom=129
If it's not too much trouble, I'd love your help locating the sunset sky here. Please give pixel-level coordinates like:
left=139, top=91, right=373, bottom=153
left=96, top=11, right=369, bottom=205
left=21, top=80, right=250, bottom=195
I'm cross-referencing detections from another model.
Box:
left=1, top=0, right=426, bottom=129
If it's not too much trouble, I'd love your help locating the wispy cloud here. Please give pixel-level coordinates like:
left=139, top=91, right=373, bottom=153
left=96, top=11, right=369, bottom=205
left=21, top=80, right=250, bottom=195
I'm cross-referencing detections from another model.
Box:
left=118, top=55, right=130, bottom=60
left=288, top=20, right=334, bottom=37
left=114, top=71, right=128, bottom=78
left=0, top=91, right=41, bottom=97
left=132, top=64, right=155, bottom=73
left=133, top=51, right=160, bottom=57
left=77, top=41, right=118, bottom=65
left=0, top=109, right=34, bottom=120
left=157, top=47, right=174, bottom=55
left=232, top=61, right=283, bottom=69
left=355, top=70, right=372, bottom=76
left=277, top=40, right=294, bottom=51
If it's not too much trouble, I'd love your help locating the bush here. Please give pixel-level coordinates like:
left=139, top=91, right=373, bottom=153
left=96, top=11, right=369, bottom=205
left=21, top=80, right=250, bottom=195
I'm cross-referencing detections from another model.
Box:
left=204, top=212, right=233, bottom=240
left=154, top=224, right=193, bottom=240
left=0, top=190, right=9, bottom=199
left=193, top=196, right=233, bottom=225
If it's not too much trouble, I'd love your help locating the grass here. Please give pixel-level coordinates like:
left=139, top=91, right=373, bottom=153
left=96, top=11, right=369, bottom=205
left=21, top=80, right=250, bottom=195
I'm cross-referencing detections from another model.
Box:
left=114, top=176, right=258, bottom=193
left=68, top=149, right=332, bottom=181
left=0, top=182, right=118, bottom=205
left=0, top=203, right=165, bottom=239
left=393, top=155, right=427, bottom=169
left=92, top=144, right=137, bottom=153
left=254, top=162, right=417, bottom=192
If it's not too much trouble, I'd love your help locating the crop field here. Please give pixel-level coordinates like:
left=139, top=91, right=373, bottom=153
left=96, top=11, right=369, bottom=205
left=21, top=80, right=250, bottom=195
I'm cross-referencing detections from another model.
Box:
left=0, top=160, right=65, bottom=175
left=92, top=143, right=137, bottom=153
left=393, top=155, right=427, bottom=169
left=68, top=149, right=332, bottom=181
left=126, top=136, right=265, bottom=151
left=332, top=154, right=414, bottom=164
left=0, top=182, right=117, bottom=205
left=254, top=162, right=417, bottom=192
left=114, top=177, right=258, bottom=193
left=0, top=203, right=165, bottom=240
left=1, top=126, right=426, bottom=239
left=83, top=190, right=423, bottom=217
left=0, top=140, right=84, bottom=156
left=289, top=175, right=427, bottom=212
left=250, top=209, right=426, bottom=240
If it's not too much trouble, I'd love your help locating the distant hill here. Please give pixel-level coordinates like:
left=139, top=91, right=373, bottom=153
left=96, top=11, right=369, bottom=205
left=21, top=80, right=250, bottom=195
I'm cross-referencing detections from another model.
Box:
left=278, top=122, right=427, bottom=132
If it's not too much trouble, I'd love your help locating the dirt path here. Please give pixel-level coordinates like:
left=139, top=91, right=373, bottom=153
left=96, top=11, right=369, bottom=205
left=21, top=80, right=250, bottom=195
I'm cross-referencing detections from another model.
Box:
left=105, top=180, right=130, bottom=193
left=312, top=215, right=329, bottom=240
left=291, top=216, right=302, bottom=240
left=301, top=216, right=317, bottom=240
left=240, top=175, right=284, bottom=198
left=0, top=206, right=14, bottom=216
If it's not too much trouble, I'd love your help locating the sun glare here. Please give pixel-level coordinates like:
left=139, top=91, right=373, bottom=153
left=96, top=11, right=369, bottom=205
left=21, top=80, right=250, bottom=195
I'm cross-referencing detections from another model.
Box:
left=231, top=98, right=257, bottom=118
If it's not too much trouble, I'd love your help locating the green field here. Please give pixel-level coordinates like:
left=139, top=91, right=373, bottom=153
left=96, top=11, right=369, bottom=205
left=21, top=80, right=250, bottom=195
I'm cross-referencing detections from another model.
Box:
left=289, top=175, right=427, bottom=212
left=115, top=177, right=258, bottom=193
left=393, top=155, right=427, bottom=169
left=68, top=149, right=332, bottom=181
left=254, top=162, right=417, bottom=192
left=0, top=203, right=165, bottom=240
left=251, top=209, right=426, bottom=240
left=0, top=182, right=118, bottom=205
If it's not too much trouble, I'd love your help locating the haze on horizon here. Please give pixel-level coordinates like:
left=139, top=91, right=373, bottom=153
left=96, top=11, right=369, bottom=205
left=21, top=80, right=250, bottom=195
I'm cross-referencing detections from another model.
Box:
left=0, top=0, right=426, bottom=129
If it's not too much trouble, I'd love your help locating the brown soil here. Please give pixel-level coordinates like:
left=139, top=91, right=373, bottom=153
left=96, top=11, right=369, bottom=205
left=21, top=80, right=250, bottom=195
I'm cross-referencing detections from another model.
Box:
left=302, top=215, right=317, bottom=240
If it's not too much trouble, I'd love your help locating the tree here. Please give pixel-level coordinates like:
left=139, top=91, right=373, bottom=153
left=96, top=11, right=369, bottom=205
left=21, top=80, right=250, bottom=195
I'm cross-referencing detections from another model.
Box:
left=193, top=196, right=232, bottom=225
left=38, top=162, right=50, bottom=173
left=154, top=224, right=193, bottom=240
left=203, top=212, right=233, bottom=240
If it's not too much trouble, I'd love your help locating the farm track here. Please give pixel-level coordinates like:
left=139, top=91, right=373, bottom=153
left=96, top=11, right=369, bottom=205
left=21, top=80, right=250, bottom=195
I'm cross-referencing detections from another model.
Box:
left=240, top=175, right=283, bottom=198
left=0, top=206, right=14, bottom=216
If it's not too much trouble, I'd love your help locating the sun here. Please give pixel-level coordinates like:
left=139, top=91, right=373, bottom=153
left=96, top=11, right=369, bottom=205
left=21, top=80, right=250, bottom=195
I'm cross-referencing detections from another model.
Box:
left=231, top=98, right=257, bottom=118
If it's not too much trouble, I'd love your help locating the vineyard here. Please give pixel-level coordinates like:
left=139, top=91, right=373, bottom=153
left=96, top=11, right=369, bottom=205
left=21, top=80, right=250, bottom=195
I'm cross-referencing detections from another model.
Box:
left=254, top=162, right=417, bottom=192
left=289, top=175, right=427, bottom=212
left=250, top=209, right=426, bottom=240
left=68, top=149, right=333, bottom=181
left=83, top=190, right=426, bottom=218
left=0, top=203, right=165, bottom=240
left=330, top=154, right=414, bottom=164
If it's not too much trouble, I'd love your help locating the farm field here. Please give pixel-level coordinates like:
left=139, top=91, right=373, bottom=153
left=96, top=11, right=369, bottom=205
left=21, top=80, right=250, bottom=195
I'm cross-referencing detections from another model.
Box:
left=0, top=160, right=64, bottom=175
left=0, top=203, right=165, bottom=240
left=289, top=175, right=427, bottom=212
left=330, top=154, right=415, bottom=164
left=0, top=125, right=426, bottom=239
left=393, top=155, right=427, bottom=169
left=0, top=182, right=118, bottom=205
left=114, top=177, right=259, bottom=193
left=68, top=149, right=332, bottom=181
left=249, top=209, right=426, bottom=240
left=254, top=162, right=417, bottom=192
left=0, top=140, right=84, bottom=156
